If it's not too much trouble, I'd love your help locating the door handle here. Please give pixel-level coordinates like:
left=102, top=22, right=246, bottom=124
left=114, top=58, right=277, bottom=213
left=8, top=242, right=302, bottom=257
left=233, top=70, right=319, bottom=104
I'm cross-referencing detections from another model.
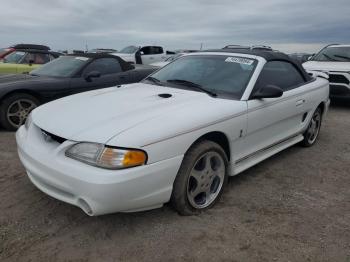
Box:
left=296, top=99, right=305, bottom=106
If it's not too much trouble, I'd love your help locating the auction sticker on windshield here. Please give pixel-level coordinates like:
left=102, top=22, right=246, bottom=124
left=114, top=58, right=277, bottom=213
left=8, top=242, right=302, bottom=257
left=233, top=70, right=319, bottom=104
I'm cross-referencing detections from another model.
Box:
left=225, top=57, right=254, bottom=65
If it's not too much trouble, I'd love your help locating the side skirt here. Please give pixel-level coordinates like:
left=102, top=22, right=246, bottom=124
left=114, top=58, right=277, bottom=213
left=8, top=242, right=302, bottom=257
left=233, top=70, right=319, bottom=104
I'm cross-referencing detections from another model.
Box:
left=232, top=134, right=304, bottom=176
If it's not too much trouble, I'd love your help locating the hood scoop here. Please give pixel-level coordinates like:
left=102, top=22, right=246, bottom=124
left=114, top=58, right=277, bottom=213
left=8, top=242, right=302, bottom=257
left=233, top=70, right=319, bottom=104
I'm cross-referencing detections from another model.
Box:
left=158, top=93, right=172, bottom=98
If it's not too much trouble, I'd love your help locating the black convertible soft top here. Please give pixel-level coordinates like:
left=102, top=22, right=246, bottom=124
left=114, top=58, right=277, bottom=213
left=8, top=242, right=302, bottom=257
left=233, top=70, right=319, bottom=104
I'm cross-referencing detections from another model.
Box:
left=205, top=48, right=312, bottom=81
left=67, top=53, right=135, bottom=71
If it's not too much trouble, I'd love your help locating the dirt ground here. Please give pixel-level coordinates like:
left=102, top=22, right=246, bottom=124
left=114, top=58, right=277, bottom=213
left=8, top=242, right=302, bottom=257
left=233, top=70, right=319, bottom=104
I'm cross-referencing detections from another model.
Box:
left=0, top=100, right=349, bottom=262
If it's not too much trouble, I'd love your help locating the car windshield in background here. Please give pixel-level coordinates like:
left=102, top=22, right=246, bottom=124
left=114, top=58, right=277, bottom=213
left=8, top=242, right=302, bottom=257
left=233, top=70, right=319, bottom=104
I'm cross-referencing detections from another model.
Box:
left=30, top=56, right=90, bottom=77
left=3, top=51, right=26, bottom=63
left=312, top=47, right=350, bottom=62
left=119, top=46, right=139, bottom=54
left=146, top=55, right=257, bottom=99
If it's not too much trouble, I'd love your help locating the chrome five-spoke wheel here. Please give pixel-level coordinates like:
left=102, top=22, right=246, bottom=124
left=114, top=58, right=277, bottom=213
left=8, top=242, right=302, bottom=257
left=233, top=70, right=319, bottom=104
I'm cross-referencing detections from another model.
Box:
left=7, top=99, right=37, bottom=128
left=301, top=107, right=322, bottom=147
left=187, top=151, right=225, bottom=209
left=0, top=93, right=39, bottom=131
left=171, top=140, right=228, bottom=215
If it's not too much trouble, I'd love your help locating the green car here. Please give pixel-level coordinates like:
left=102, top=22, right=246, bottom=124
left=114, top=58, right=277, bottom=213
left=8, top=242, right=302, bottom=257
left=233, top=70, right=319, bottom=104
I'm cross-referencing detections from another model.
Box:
left=0, top=49, right=61, bottom=74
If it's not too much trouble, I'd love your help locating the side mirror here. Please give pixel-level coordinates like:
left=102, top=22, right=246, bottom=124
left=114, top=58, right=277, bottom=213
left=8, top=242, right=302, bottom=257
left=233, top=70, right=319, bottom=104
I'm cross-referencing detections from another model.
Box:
left=251, top=84, right=283, bottom=99
left=29, top=59, right=34, bottom=66
left=85, top=71, right=101, bottom=81
left=140, top=51, right=144, bottom=55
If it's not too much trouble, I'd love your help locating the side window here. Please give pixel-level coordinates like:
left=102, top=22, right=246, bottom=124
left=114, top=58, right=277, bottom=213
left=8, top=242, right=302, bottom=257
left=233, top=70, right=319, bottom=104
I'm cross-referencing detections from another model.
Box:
left=254, top=61, right=305, bottom=92
left=21, top=53, right=34, bottom=64
left=140, top=46, right=151, bottom=55
left=152, top=46, right=163, bottom=54
left=21, top=53, right=50, bottom=64
left=140, top=46, right=163, bottom=55
left=34, top=53, right=50, bottom=64
left=83, top=58, right=122, bottom=75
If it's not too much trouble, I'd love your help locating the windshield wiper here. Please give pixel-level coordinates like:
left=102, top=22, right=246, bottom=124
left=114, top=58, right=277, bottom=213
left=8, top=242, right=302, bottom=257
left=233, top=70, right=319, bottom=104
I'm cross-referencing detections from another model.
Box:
left=145, top=76, right=163, bottom=86
left=334, top=55, right=350, bottom=61
left=322, top=53, right=337, bottom=61
left=166, top=79, right=217, bottom=97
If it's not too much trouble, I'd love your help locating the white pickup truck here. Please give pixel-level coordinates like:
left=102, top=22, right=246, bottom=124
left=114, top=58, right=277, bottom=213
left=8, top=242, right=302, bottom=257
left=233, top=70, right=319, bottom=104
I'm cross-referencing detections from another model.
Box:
left=113, top=45, right=174, bottom=65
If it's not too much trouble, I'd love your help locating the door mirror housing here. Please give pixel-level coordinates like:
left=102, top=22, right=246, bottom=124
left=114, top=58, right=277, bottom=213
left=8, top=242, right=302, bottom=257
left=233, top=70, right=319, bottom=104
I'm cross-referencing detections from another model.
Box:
left=85, top=71, right=101, bottom=81
left=251, top=84, right=283, bottom=99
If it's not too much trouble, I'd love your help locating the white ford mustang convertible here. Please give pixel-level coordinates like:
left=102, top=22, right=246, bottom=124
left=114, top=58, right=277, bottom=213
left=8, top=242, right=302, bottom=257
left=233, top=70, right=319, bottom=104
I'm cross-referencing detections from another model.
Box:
left=16, top=48, right=330, bottom=216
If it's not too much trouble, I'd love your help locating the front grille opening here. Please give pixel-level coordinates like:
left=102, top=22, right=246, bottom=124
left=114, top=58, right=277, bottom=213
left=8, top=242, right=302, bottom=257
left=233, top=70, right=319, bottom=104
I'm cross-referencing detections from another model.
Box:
left=41, top=129, right=67, bottom=144
left=329, top=74, right=350, bottom=85
left=330, top=84, right=350, bottom=95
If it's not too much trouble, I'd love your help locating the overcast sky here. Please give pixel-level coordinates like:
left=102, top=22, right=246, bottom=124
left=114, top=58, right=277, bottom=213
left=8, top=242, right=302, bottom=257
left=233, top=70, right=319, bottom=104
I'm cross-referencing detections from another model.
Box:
left=1, top=0, right=349, bottom=53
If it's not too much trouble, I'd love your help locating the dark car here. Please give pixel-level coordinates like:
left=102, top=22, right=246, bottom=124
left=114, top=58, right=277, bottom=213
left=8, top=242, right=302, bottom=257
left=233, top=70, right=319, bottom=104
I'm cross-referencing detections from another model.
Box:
left=0, top=53, right=157, bottom=130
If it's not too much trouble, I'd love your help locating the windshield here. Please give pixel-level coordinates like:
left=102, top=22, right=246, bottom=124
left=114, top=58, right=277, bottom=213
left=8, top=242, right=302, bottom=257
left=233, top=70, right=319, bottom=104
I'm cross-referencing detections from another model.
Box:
left=30, top=56, right=90, bottom=77
left=3, top=51, right=26, bottom=63
left=145, top=55, right=257, bottom=99
left=119, top=46, right=139, bottom=54
left=312, top=46, right=350, bottom=62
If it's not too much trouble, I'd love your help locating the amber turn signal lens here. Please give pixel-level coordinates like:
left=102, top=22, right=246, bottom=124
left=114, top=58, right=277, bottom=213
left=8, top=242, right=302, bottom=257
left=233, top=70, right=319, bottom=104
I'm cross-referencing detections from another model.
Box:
left=122, top=150, right=147, bottom=167
left=98, top=147, right=147, bottom=169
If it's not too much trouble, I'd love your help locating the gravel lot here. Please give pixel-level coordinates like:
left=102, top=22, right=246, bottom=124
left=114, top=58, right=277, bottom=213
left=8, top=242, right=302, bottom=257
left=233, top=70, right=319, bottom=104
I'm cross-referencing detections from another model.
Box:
left=0, top=100, right=349, bottom=262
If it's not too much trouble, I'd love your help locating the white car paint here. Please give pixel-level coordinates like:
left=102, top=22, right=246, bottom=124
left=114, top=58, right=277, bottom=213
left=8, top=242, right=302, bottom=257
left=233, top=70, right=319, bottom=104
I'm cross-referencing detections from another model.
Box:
left=16, top=51, right=330, bottom=216
left=303, top=60, right=350, bottom=72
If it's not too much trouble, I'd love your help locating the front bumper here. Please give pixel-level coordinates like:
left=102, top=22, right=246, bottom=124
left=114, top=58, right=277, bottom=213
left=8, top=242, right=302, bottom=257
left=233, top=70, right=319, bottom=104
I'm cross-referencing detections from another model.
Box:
left=330, top=84, right=350, bottom=97
left=16, top=125, right=183, bottom=216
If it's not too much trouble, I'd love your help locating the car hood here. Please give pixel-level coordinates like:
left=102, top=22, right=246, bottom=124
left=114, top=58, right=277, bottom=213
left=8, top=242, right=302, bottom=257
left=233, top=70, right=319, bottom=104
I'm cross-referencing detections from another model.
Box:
left=32, top=83, right=245, bottom=145
left=303, top=61, right=350, bottom=72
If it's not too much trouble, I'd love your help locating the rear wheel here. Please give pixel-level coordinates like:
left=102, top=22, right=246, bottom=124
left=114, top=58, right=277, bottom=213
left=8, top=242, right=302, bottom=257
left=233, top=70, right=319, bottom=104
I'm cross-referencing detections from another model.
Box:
left=301, top=107, right=322, bottom=147
left=0, top=93, right=39, bottom=131
left=171, top=140, right=228, bottom=215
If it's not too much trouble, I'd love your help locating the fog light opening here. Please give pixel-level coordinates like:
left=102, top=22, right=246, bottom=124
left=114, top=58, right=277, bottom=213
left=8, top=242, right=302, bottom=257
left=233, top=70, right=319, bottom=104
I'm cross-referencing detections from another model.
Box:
left=77, top=198, right=93, bottom=216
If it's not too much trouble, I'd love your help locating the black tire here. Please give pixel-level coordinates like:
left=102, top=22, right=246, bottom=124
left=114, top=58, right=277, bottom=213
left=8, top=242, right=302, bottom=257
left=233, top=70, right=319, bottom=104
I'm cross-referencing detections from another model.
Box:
left=0, top=93, right=39, bottom=131
left=171, top=140, right=229, bottom=216
left=300, top=107, right=322, bottom=147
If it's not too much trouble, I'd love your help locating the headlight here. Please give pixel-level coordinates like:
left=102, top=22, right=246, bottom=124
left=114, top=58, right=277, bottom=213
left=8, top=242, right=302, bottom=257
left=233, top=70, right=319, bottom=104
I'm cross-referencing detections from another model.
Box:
left=25, top=113, right=32, bottom=130
left=65, top=142, right=147, bottom=169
